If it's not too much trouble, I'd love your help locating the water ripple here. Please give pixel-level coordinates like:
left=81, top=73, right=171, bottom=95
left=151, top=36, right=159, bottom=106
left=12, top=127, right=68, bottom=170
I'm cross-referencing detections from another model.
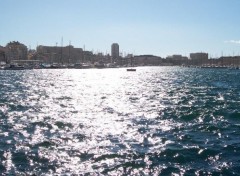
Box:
left=0, top=67, right=240, bottom=175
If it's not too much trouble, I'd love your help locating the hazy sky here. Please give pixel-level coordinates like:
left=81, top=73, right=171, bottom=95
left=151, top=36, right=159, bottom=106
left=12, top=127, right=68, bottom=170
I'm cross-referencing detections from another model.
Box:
left=1, top=0, right=240, bottom=57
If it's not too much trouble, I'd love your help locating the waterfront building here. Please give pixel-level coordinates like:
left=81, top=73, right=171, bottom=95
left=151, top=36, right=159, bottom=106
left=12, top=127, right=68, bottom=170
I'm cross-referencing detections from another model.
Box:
left=166, top=55, right=188, bottom=65
left=36, top=45, right=83, bottom=64
left=111, top=43, right=119, bottom=60
left=82, top=51, right=94, bottom=63
left=219, top=56, right=240, bottom=67
left=28, top=49, right=36, bottom=60
left=133, top=55, right=162, bottom=66
left=0, top=46, right=6, bottom=63
left=93, top=52, right=109, bottom=64
left=190, top=52, right=208, bottom=66
left=5, top=41, right=28, bottom=62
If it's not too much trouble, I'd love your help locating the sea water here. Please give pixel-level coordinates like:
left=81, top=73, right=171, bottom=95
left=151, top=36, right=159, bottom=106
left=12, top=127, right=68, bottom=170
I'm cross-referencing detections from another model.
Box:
left=0, top=67, right=240, bottom=175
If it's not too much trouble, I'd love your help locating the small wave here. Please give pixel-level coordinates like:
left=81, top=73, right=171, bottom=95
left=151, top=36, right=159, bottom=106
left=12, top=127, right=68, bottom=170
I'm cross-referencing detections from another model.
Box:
left=0, top=68, right=240, bottom=175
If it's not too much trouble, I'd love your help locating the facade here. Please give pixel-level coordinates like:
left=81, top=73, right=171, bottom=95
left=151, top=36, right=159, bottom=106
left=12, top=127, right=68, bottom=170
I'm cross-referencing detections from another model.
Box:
left=82, top=51, right=94, bottom=63
left=36, top=45, right=84, bottom=64
left=0, top=46, right=6, bottom=63
left=111, top=43, right=119, bottom=59
left=190, top=52, right=208, bottom=65
left=219, top=56, right=240, bottom=66
left=28, top=49, right=36, bottom=60
left=5, top=41, right=28, bottom=62
left=166, top=55, right=188, bottom=65
left=133, top=55, right=162, bottom=66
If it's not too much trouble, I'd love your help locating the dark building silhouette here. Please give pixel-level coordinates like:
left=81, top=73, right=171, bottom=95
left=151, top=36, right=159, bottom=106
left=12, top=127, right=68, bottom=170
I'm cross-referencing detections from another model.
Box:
left=111, top=43, right=119, bottom=60
left=5, top=41, right=28, bottom=62
left=133, top=55, right=162, bottom=66
left=166, top=55, right=188, bottom=65
left=0, top=46, right=6, bottom=63
left=190, top=52, right=208, bottom=65
left=36, top=45, right=83, bottom=64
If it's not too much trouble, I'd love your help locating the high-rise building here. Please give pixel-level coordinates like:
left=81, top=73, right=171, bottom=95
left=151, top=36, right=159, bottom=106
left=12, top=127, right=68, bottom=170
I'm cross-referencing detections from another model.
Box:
left=111, top=43, right=119, bottom=59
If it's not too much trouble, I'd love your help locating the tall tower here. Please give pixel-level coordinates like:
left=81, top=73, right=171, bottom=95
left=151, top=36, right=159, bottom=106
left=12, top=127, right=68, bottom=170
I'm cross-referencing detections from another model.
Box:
left=111, top=43, right=119, bottom=59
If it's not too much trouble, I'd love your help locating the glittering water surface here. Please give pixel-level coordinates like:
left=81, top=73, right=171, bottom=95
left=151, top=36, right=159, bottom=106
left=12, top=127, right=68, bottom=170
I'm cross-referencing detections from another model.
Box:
left=0, top=67, right=240, bottom=175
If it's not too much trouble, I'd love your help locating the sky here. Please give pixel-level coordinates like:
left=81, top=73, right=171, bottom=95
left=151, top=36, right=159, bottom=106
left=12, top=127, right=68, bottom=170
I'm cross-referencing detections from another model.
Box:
left=1, top=0, right=240, bottom=57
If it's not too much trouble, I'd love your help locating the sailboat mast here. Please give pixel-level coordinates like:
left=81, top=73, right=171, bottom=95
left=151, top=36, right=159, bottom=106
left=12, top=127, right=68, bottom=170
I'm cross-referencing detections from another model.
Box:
left=68, top=40, right=71, bottom=64
left=61, top=37, right=63, bottom=64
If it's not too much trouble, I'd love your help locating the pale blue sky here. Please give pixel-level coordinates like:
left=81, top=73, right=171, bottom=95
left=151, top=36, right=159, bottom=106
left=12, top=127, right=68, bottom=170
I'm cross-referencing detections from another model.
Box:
left=1, top=0, right=240, bottom=57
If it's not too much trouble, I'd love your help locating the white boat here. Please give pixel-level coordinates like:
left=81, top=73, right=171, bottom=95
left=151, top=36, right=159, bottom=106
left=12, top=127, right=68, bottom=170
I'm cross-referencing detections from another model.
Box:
left=81, top=63, right=92, bottom=69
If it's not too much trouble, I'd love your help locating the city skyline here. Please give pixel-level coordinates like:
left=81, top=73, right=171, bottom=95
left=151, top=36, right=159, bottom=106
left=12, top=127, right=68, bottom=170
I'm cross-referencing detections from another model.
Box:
left=1, top=0, right=240, bottom=57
